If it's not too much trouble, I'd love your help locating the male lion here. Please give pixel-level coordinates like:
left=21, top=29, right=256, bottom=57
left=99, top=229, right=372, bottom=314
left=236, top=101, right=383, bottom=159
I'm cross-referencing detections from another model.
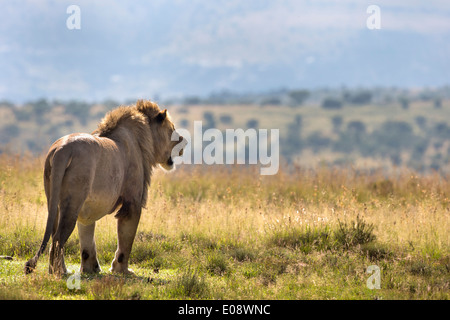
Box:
left=25, top=100, right=185, bottom=275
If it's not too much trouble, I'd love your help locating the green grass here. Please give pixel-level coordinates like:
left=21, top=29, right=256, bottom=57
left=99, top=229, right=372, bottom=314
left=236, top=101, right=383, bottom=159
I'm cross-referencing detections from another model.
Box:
left=0, top=155, right=448, bottom=300
left=1, top=236, right=448, bottom=300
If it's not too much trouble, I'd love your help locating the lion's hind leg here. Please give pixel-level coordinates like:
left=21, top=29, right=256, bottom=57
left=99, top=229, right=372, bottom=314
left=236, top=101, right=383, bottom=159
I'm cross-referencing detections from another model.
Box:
left=78, top=221, right=101, bottom=274
left=49, top=192, right=88, bottom=276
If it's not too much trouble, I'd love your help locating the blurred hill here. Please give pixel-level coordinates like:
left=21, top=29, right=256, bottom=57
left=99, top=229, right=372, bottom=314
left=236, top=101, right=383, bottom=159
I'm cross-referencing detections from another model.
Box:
left=1, top=86, right=449, bottom=173
left=2, top=1, right=450, bottom=102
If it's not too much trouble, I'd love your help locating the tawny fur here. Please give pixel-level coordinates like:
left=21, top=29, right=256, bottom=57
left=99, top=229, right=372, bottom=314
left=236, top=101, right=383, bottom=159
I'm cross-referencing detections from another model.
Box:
left=25, top=100, right=184, bottom=276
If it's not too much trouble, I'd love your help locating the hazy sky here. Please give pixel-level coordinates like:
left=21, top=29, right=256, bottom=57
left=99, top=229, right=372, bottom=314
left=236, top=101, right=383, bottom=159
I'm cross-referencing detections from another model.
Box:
left=0, top=0, right=449, bottom=102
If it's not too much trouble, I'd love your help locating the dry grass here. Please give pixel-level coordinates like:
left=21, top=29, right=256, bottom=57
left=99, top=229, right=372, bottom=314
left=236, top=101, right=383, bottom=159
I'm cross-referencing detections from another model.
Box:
left=0, top=154, right=449, bottom=299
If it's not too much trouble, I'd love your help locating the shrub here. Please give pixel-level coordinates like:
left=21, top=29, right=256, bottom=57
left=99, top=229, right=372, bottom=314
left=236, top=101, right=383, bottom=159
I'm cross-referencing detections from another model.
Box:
left=399, top=97, right=409, bottom=109
left=321, top=97, right=343, bottom=109
left=246, top=119, right=259, bottom=129
left=331, top=115, right=343, bottom=133
left=269, top=225, right=332, bottom=253
left=408, top=260, right=432, bottom=277
left=0, top=124, right=20, bottom=144
left=306, top=132, right=331, bottom=153
left=229, top=246, right=256, bottom=262
left=206, top=252, right=228, bottom=275
left=369, top=179, right=394, bottom=197
left=171, top=266, right=209, bottom=298
left=415, top=116, right=427, bottom=130
left=371, top=121, right=415, bottom=155
left=65, top=100, right=91, bottom=125
left=130, top=242, right=159, bottom=263
left=203, top=111, right=216, bottom=130
left=434, top=98, right=442, bottom=109
left=219, top=114, right=233, bottom=124
left=31, top=98, right=51, bottom=120
left=361, top=242, right=393, bottom=261
left=183, top=96, right=201, bottom=105
left=288, top=89, right=310, bottom=106
left=347, top=121, right=366, bottom=134
left=343, top=90, right=372, bottom=105
left=334, top=215, right=376, bottom=249
left=179, top=119, right=189, bottom=128
left=260, top=97, right=281, bottom=106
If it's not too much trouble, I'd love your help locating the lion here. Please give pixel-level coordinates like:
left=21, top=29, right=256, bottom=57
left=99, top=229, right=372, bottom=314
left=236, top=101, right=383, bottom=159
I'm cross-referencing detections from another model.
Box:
left=25, top=100, right=185, bottom=275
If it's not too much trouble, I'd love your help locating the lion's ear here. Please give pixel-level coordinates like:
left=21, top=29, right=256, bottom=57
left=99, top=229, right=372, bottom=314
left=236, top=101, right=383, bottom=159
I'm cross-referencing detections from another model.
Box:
left=155, top=109, right=167, bottom=123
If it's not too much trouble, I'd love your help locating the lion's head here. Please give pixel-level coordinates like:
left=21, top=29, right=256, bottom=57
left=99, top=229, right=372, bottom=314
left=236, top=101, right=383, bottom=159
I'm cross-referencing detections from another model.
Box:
left=96, top=100, right=185, bottom=172
left=135, top=100, right=185, bottom=171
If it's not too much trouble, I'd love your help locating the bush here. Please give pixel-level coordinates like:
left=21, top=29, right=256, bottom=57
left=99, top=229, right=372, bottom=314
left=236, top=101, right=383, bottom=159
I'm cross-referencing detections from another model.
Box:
left=0, top=228, right=41, bottom=257
left=206, top=252, right=228, bottom=275
left=179, top=119, right=189, bottom=128
left=408, top=260, right=432, bottom=276
left=334, top=215, right=376, bottom=249
left=0, top=124, right=20, bottom=144
left=219, top=114, right=233, bottom=124
left=288, top=89, right=310, bottom=106
left=361, top=242, right=393, bottom=261
left=65, top=100, right=91, bottom=125
left=171, top=266, right=209, bottom=298
left=12, top=108, right=31, bottom=121
left=321, top=97, right=343, bottom=110
left=246, top=119, right=259, bottom=129
left=306, top=132, right=331, bottom=153
left=399, top=97, right=409, bottom=110
left=130, top=242, right=159, bottom=263
left=332, top=120, right=369, bottom=153
left=31, top=98, right=51, bottom=117
left=283, top=117, right=303, bottom=155
left=343, top=90, right=372, bottom=105
left=102, top=99, right=120, bottom=110
left=369, top=179, right=394, bottom=197
left=347, top=121, right=366, bottom=134
left=229, top=246, right=257, bottom=262
left=433, top=122, right=450, bottom=138
left=203, top=112, right=216, bottom=130
left=269, top=225, right=332, bottom=253
left=371, top=121, right=414, bottom=155
left=331, top=115, right=343, bottom=133
left=415, top=116, right=427, bottom=130
left=434, top=98, right=442, bottom=109
left=183, top=96, right=201, bottom=105
left=260, top=97, right=282, bottom=106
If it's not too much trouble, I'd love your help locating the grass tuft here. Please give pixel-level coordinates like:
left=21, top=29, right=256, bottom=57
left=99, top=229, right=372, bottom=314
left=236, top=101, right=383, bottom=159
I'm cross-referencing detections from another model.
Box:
left=170, top=265, right=209, bottom=298
left=334, top=215, right=376, bottom=249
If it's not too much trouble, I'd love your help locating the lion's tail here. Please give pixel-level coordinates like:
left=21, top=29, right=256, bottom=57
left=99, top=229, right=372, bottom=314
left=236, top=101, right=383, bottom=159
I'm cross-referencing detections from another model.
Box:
left=25, top=147, right=72, bottom=275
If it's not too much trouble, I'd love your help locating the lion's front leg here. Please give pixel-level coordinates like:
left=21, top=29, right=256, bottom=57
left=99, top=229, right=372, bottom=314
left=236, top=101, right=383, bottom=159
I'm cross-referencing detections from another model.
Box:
left=110, top=202, right=141, bottom=274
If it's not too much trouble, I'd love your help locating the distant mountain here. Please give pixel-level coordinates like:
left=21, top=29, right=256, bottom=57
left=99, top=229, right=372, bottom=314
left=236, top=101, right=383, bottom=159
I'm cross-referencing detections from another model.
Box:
left=0, top=0, right=449, bottom=103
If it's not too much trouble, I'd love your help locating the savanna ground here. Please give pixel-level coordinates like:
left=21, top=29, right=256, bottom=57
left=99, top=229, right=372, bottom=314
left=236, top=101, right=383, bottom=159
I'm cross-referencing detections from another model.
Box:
left=0, top=154, right=448, bottom=300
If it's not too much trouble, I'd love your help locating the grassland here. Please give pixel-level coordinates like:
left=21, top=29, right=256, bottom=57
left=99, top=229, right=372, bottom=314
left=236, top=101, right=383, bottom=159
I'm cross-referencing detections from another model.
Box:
left=0, top=154, right=448, bottom=300
left=172, top=99, right=450, bottom=172
left=2, top=98, right=450, bottom=173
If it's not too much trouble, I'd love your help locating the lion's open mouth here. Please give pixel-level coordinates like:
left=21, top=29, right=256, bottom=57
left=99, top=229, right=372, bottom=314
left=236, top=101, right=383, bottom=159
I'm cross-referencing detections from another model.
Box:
left=159, top=156, right=175, bottom=171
